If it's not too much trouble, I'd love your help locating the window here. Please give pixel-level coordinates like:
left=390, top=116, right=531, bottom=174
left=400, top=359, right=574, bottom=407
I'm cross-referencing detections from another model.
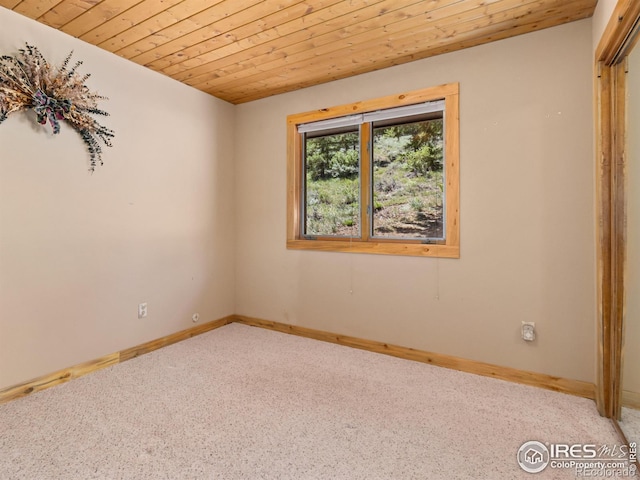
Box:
left=287, top=83, right=459, bottom=258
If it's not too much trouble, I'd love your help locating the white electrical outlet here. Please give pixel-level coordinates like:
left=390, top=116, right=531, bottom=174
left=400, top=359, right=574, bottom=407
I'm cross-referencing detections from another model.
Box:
left=522, top=322, right=535, bottom=342
left=138, top=302, right=148, bottom=318
left=192, top=313, right=200, bottom=323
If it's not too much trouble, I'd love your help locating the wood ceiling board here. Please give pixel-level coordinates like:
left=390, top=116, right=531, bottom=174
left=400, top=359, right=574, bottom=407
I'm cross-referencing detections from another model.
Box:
left=220, top=0, right=595, bottom=103
left=78, top=0, right=185, bottom=44
left=1, top=0, right=598, bottom=104
left=38, top=0, right=102, bottom=29
left=123, top=0, right=355, bottom=66
left=127, top=0, right=316, bottom=67
left=95, top=0, right=222, bottom=53
left=13, top=0, right=63, bottom=18
left=158, top=0, right=416, bottom=83
left=142, top=0, right=338, bottom=72
left=111, top=0, right=262, bottom=58
left=0, top=0, right=24, bottom=9
left=60, top=0, right=147, bottom=37
left=226, top=6, right=593, bottom=104
left=161, top=0, right=432, bottom=81
left=189, top=0, right=557, bottom=93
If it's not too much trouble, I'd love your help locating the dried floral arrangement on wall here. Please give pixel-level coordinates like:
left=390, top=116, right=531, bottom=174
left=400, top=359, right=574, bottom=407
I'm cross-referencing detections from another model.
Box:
left=0, top=44, right=114, bottom=171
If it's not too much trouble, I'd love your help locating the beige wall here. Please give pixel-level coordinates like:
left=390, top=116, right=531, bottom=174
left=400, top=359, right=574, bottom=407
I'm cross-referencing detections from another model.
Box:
left=234, top=20, right=596, bottom=382
left=624, top=43, right=640, bottom=395
left=592, top=0, right=618, bottom=53
left=0, top=9, right=601, bottom=389
left=0, top=8, right=236, bottom=389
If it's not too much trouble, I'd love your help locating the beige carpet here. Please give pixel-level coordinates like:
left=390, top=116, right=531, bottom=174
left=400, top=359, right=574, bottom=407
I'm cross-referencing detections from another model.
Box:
left=621, top=407, right=640, bottom=450
left=0, top=323, right=631, bottom=479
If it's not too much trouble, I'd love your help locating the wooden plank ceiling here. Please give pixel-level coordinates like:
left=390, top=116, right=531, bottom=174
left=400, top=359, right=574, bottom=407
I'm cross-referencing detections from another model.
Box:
left=1, top=0, right=596, bottom=104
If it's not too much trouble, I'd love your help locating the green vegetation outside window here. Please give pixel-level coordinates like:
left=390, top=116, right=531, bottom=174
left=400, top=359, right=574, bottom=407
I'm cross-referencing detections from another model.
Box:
left=287, top=83, right=459, bottom=258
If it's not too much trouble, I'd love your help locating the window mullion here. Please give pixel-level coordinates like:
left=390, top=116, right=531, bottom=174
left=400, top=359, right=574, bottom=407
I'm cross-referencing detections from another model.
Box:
left=360, top=123, right=371, bottom=242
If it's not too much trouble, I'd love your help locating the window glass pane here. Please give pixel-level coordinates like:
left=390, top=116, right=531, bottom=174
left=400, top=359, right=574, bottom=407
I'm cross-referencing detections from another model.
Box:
left=372, top=118, right=444, bottom=239
left=304, top=130, right=360, bottom=236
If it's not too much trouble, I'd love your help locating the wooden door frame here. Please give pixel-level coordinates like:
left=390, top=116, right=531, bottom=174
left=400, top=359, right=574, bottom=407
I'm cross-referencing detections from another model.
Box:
left=595, top=0, right=640, bottom=418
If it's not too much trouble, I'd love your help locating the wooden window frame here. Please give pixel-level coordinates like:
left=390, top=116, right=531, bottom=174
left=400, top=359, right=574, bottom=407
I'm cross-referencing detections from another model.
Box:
left=286, top=83, right=460, bottom=258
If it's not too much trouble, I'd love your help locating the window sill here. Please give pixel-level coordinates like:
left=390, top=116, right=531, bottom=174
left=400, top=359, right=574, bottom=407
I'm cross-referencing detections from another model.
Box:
left=286, top=239, right=459, bottom=258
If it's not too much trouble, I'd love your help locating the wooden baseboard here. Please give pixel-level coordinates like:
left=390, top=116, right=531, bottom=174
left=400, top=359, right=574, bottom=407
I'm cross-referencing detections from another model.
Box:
left=622, top=390, right=640, bottom=410
left=119, top=315, right=233, bottom=362
left=0, top=313, right=596, bottom=405
left=0, top=315, right=234, bottom=405
left=233, top=315, right=596, bottom=400
left=0, top=353, right=120, bottom=405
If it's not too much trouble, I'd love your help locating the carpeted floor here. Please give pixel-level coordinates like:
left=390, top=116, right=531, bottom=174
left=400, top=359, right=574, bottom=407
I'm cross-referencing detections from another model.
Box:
left=621, top=407, right=640, bottom=449
left=0, top=323, right=632, bottom=479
